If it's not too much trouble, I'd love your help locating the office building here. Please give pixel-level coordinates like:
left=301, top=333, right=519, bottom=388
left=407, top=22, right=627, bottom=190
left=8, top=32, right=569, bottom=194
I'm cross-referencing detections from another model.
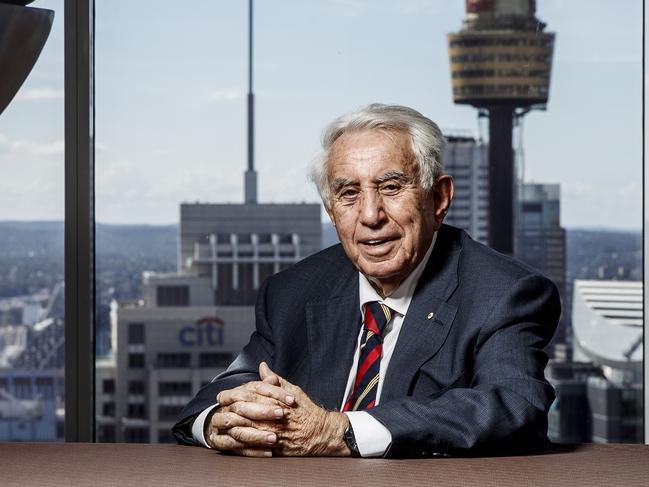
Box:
left=0, top=286, right=65, bottom=441
left=515, top=183, right=567, bottom=343
left=547, top=280, right=643, bottom=444
left=443, top=133, right=489, bottom=244
left=99, top=198, right=322, bottom=442
left=179, top=203, right=321, bottom=305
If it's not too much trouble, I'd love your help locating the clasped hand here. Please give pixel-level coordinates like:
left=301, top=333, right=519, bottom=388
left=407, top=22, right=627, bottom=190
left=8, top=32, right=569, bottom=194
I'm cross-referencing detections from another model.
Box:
left=205, top=362, right=350, bottom=457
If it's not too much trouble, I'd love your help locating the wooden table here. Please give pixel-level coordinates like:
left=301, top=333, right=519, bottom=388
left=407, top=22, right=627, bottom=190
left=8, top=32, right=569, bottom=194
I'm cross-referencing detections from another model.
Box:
left=0, top=442, right=647, bottom=486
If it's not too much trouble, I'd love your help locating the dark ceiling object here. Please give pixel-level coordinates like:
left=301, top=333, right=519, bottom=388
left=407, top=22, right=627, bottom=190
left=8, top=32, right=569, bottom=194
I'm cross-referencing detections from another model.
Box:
left=0, top=1, right=36, bottom=7
left=0, top=2, right=54, bottom=116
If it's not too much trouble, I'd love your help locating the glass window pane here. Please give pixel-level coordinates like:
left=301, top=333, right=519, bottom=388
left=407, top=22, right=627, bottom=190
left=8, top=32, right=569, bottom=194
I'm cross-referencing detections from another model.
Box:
left=0, top=0, right=64, bottom=442
left=95, top=1, right=643, bottom=445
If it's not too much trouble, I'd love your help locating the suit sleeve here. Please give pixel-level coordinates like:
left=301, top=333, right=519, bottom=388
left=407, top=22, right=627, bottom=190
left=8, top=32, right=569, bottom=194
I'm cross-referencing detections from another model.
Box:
left=368, top=274, right=560, bottom=457
left=172, top=277, right=276, bottom=446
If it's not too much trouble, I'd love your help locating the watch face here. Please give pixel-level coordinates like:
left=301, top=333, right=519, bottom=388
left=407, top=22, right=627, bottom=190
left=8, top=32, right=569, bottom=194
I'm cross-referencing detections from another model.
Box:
left=344, top=425, right=360, bottom=456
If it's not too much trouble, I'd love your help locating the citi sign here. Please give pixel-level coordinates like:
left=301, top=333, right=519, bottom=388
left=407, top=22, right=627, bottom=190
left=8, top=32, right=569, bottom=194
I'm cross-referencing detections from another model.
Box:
left=179, top=316, right=225, bottom=347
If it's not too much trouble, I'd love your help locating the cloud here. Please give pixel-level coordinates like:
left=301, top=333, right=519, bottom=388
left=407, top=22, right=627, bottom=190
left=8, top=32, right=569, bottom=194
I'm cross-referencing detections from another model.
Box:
left=33, top=140, right=64, bottom=156
left=616, top=181, right=641, bottom=197
left=15, top=87, right=64, bottom=102
left=562, top=181, right=592, bottom=198
left=323, top=0, right=448, bottom=17
left=325, top=0, right=372, bottom=17
left=95, top=142, right=111, bottom=153
left=0, top=133, right=64, bottom=157
left=208, top=89, right=243, bottom=102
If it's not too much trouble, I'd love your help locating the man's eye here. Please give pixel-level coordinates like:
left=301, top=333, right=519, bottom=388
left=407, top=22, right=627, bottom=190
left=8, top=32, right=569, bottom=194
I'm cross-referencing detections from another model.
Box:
left=380, top=183, right=401, bottom=194
left=339, top=189, right=359, bottom=200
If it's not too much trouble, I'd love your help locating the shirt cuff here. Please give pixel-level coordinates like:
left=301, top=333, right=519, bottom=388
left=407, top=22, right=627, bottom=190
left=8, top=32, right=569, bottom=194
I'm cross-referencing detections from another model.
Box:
left=345, top=411, right=392, bottom=457
left=192, top=404, right=220, bottom=448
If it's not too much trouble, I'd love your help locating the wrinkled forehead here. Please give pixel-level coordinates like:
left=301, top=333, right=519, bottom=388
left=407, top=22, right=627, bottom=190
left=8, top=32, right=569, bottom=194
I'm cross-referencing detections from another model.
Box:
left=326, top=128, right=417, bottom=178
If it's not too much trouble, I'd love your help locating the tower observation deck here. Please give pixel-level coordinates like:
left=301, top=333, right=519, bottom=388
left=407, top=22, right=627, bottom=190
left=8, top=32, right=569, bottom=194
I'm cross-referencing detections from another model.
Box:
left=448, top=0, right=554, bottom=253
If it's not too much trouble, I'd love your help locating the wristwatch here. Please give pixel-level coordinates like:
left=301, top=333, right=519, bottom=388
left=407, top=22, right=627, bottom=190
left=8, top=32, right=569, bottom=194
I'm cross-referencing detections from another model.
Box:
left=343, top=423, right=361, bottom=457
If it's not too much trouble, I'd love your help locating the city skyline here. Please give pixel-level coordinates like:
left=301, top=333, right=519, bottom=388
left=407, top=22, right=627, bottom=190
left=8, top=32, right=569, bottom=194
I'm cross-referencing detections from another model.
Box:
left=0, top=0, right=643, bottom=230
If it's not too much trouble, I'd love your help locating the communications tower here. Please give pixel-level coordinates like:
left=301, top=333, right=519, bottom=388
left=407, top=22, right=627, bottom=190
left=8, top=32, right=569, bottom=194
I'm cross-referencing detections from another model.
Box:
left=448, top=0, right=554, bottom=254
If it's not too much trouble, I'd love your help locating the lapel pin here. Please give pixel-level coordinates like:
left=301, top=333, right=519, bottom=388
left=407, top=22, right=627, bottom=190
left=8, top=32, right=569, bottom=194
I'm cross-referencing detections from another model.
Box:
left=427, top=312, right=435, bottom=320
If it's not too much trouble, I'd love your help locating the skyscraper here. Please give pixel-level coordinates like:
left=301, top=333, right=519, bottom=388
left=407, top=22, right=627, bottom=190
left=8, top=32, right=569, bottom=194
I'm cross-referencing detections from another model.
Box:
left=443, top=133, right=489, bottom=244
left=515, top=183, right=566, bottom=344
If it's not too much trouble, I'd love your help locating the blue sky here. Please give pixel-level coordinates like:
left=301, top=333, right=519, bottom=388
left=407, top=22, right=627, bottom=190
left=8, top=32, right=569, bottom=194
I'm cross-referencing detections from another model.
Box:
left=0, top=0, right=643, bottom=230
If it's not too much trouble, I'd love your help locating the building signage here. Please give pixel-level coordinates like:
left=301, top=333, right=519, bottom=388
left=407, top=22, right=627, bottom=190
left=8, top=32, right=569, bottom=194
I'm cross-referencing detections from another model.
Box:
left=179, top=316, right=225, bottom=347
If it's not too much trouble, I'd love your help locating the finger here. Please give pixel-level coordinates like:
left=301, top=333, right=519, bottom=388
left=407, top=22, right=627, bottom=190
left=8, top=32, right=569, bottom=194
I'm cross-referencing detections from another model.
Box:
left=218, top=388, right=279, bottom=407
left=260, top=363, right=299, bottom=394
left=260, top=362, right=281, bottom=386
left=229, top=401, right=286, bottom=421
left=228, top=426, right=278, bottom=447
left=210, top=411, right=253, bottom=431
left=245, top=381, right=295, bottom=406
left=208, top=432, right=247, bottom=451
left=233, top=448, right=273, bottom=458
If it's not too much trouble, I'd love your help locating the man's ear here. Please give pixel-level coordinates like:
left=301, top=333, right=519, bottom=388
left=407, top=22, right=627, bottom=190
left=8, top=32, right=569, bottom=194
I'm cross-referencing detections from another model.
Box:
left=325, top=205, right=336, bottom=227
left=433, top=175, right=454, bottom=224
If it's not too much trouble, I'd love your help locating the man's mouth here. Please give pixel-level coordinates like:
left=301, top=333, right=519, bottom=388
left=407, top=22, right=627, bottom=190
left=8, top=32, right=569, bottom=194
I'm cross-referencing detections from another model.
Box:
left=359, top=236, right=399, bottom=249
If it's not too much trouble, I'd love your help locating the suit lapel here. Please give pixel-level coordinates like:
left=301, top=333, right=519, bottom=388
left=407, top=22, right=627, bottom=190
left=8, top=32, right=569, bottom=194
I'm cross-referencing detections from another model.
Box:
left=380, top=226, right=461, bottom=403
left=305, top=263, right=360, bottom=410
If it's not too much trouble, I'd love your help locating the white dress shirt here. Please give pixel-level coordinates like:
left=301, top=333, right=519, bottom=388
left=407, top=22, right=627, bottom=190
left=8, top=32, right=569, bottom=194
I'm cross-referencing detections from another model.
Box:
left=192, top=233, right=437, bottom=457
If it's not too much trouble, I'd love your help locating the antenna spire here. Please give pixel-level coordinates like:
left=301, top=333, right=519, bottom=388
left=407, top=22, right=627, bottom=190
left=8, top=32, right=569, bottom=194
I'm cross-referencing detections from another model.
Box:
left=244, top=0, right=257, bottom=204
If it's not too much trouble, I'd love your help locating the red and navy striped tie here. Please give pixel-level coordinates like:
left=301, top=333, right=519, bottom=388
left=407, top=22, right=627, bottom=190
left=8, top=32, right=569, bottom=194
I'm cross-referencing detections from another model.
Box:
left=342, top=301, right=392, bottom=412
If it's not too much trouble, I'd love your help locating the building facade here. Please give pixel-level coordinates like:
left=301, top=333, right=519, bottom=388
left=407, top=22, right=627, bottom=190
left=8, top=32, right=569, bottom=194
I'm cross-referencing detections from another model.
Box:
left=443, top=134, right=489, bottom=244
left=97, top=202, right=322, bottom=443
left=546, top=280, right=643, bottom=444
left=515, top=183, right=567, bottom=344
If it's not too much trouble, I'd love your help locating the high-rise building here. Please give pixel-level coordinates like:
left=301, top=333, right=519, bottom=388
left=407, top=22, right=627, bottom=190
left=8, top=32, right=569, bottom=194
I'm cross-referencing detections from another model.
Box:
left=443, top=133, right=489, bottom=244
left=515, top=183, right=567, bottom=343
left=179, top=203, right=321, bottom=305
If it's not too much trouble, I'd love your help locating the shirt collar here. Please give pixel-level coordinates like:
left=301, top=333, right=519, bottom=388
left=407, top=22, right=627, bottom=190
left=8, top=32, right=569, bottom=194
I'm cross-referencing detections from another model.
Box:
left=358, top=231, right=437, bottom=317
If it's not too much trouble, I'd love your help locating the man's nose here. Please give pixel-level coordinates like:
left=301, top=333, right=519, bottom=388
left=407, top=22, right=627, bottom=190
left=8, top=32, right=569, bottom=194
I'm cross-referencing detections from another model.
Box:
left=359, top=190, right=386, bottom=227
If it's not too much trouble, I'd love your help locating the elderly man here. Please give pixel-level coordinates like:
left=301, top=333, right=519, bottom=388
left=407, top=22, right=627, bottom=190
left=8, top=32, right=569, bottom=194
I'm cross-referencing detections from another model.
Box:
left=173, top=104, right=559, bottom=458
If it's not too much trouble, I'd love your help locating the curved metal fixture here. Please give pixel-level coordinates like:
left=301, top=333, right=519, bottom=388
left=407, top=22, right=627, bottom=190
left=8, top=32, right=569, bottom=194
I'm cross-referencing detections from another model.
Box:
left=0, top=1, right=54, bottom=115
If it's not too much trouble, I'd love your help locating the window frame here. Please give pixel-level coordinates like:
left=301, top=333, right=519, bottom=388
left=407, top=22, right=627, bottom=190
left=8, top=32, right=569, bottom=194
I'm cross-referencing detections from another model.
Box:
left=58, top=0, right=647, bottom=445
left=64, top=0, right=95, bottom=442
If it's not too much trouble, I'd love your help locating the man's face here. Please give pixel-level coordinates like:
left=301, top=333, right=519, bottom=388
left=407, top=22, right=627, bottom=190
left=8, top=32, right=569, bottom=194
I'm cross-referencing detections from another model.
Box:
left=325, top=129, right=452, bottom=296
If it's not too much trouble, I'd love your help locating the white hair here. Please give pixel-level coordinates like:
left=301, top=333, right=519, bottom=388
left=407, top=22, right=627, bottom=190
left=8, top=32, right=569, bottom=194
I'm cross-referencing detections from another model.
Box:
left=309, top=103, right=445, bottom=208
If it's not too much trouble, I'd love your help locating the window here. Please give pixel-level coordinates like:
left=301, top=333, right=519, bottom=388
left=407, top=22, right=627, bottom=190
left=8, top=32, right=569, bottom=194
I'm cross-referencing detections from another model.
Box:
left=158, top=405, right=183, bottom=422
left=128, top=323, right=145, bottom=345
left=35, top=378, right=55, bottom=400
left=102, top=402, right=115, bottom=417
left=0, top=0, right=64, bottom=442
left=128, top=354, right=145, bottom=369
left=125, top=427, right=149, bottom=443
left=158, top=382, right=191, bottom=397
left=128, top=380, right=145, bottom=395
left=98, top=425, right=116, bottom=442
left=128, top=403, right=147, bottom=419
left=102, top=379, right=115, bottom=394
left=158, top=429, right=175, bottom=443
left=157, top=353, right=191, bottom=369
left=91, top=1, right=644, bottom=446
left=157, top=286, right=189, bottom=307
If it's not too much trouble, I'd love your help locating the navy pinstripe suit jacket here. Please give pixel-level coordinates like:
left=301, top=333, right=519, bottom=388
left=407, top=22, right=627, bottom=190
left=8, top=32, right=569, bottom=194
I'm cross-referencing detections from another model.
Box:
left=173, top=224, right=560, bottom=457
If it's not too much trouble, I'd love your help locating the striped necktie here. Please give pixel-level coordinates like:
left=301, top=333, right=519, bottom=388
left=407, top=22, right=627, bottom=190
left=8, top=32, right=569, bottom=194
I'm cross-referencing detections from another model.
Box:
left=342, top=301, right=392, bottom=412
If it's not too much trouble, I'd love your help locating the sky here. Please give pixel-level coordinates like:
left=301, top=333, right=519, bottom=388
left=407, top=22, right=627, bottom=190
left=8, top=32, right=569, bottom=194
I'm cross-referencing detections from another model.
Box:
left=0, top=0, right=643, bottom=230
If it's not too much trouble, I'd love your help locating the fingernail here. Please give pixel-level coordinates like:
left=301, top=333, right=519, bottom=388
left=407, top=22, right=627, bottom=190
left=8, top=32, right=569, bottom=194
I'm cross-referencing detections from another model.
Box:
left=274, top=408, right=284, bottom=418
left=266, top=433, right=277, bottom=444
left=286, top=395, right=295, bottom=405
